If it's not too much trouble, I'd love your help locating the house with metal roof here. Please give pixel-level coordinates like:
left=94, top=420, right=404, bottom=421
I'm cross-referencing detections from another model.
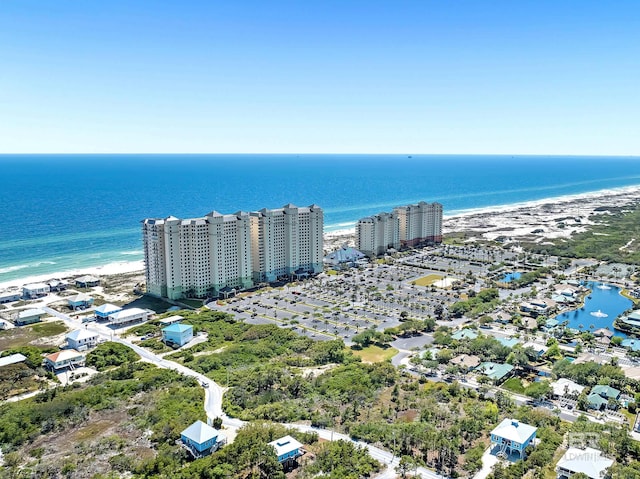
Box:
left=268, top=435, right=304, bottom=464
left=0, top=353, right=27, bottom=368
left=476, top=362, right=514, bottom=383
left=68, top=293, right=94, bottom=310
left=497, top=337, right=520, bottom=349
left=94, top=303, right=122, bottom=319
left=22, top=283, right=50, bottom=299
left=556, top=447, right=614, bottom=479
left=490, top=418, right=537, bottom=459
left=75, top=275, right=100, bottom=288
left=107, top=307, right=151, bottom=325
left=452, top=329, right=479, bottom=341
left=66, top=329, right=99, bottom=351
left=15, top=308, right=47, bottom=325
left=162, top=323, right=193, bottom=347
left=591, top=385, right=620, bottom=400
left=180, top=420, right=226, bottom=458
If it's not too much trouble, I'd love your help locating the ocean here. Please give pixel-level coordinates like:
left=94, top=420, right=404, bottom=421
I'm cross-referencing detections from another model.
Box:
left=2, top=154, right=640, bottom=285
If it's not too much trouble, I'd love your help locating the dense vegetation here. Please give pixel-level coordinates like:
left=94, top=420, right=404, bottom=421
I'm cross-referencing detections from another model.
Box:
left=449, top=289, right=500, bottom=318
left=86, top=341, right=141, bottom=371
left=525, top=204, right=640, bottom=264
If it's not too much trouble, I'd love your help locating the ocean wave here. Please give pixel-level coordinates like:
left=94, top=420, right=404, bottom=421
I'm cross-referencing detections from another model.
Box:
left=120, top=250, right=143, bottom=256
left=0, top=261, right=57, bottom=275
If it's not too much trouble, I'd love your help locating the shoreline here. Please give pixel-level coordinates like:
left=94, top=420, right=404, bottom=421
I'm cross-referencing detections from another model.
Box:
left=3, top=184, right=640, bottom=291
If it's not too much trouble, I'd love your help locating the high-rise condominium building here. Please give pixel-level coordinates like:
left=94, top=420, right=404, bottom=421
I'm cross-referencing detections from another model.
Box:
left=142, top=204, right=323, bottom=299
left=356, top=201, right=442, bottom=256
left=251, top=204, right=324, bottom=283
left=393, top=201, right=443, bottom=248
left=356, top=212, right=400, bottom=257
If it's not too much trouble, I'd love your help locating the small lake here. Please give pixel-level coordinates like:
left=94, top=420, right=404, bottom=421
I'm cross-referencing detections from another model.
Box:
left=554, top=281, right=632, bottom=337
left=501, top=272, right=522, bottom=282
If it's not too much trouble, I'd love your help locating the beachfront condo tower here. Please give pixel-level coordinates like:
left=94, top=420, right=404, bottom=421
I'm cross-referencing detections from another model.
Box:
left=250, top=204, right=324, bottom=283
left=142, top=204, right=323, bottom=299
left=356, top=201, right=442, bottom=256
left=356, top=212, right=400, bottom=257
left=394, top=201, right=443, bottom=248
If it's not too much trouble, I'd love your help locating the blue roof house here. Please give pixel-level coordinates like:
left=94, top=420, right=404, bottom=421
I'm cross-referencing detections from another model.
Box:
left=180, top=420, right=225, bottom=458
left=162, top=323, right=193, bottom=347
left=490, top=418, right=537, bottom=459
left=94, top=303, right=122, bottom=319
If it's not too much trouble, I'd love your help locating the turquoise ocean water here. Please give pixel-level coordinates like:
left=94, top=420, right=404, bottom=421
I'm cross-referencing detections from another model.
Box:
left=1, top=154, right=640, bottom=284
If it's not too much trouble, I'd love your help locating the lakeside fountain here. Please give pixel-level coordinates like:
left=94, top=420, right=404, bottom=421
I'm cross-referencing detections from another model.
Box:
left=597, top=283, right=611, bottom=290
left=590, top=309, right=608, bottom=318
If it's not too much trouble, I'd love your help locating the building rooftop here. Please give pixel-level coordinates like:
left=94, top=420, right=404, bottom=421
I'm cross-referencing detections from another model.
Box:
left=75, top=275, right=100, bottom=283
left=162, top=323, right=192, bottom=333
left=23, top=282, right=48, bottom=290
left=66, top=329, right=98, bottom=341
left=556, top=447, right=614, bottom=479
left=69, top=293, right=93, bottom=302
left=0, top=353, right=27, bottom=367
left=109, top=307, right=149, bottom=320
left=550, top=378, right=585, bottom=397
left=591, top=385, right=620, bottom=399
left=94, top=303, right=122, bottom=314
left=18, top=308, right=46, bottom=319
left=45, top=349, right=84, bottom=363
left=158, top=315, right=184, bottom=325
left=268, top=435, right=303, bottom=458
left=491, top=418, right=537, bottom=444
left=476, top=362, right=514, bottom=381
left=181, top=420, right=219, bottom=445
left=497, top=337, right=520, bottom=348
left=452, top=329, right=479, bottom=341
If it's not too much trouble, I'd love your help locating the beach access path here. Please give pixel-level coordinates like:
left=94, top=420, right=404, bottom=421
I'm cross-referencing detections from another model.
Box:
left=40, top=306, right=445, bottom=479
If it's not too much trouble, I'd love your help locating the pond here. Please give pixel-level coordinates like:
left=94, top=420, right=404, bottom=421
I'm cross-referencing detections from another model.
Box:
left=553, top=281, right=632, bottom=338
left=501, top=272, right=522, bottom=282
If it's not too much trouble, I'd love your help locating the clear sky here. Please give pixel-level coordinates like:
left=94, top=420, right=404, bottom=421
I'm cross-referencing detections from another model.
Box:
left=1, top=1, right=639, bottom=154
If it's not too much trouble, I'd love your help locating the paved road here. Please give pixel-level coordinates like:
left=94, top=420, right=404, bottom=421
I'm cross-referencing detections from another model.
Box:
left=42, top=307, right=445, bottom=479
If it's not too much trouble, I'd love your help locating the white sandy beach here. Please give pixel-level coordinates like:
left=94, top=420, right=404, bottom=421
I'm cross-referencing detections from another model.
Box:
left=3, top=185, right=640, bottom=292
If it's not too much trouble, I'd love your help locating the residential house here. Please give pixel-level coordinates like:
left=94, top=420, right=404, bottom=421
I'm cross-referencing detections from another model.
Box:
left=490, top=418, right=537, bottom=459
left=180, top=420, right=226, bottom=458
left=476, top=362, right=514, bottom=383
left=268, top=435, right=304, bottom=464
left=162, top=323, right=194, bottom=347
left=66, top=329, right=99, bottom=351
left=550, top=378, right=585, bottom=399
left=107, top=307, right=152, bottom=325
left=44, top=350, right=85, bottom=371
left=94, top=303, right=122, bottom=320
left=556, top=447, right=613, bottom=479
left=15, top=308, right=46, bottom=325
left=75, top=275, right=100, bottom=288
left=450, top=354, right=481, bottom=371
left=22, top=283, right=50, bottom=299
left=67, top=293, right=94, bottom=310
left=451, top=329, right=479, bottom=341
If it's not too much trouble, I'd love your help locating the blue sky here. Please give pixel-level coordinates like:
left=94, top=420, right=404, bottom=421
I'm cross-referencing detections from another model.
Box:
left=1, top=1, right=639, bottom=154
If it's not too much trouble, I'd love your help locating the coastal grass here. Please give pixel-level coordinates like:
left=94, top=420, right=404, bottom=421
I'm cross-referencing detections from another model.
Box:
left=0, top=320, right=68, bottom=350
left=122, top=294, right=174, bottom=313
left=412, top=274, right=443, bottom=287
left=352, top=345, right=398, bottom=363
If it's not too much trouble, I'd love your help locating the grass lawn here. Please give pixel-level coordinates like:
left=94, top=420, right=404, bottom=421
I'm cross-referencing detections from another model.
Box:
left=0, top=320, right=68, bottom=350
left=412, top=274, right=443, bottom=287
left=352, top=345, right=399, bottom=363
left=502, top=377, right=526, bottom=394
left=122, top=295, right=175, bottom=313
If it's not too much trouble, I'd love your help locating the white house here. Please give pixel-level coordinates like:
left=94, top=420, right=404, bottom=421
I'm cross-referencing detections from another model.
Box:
left=44, top=350, right=86, bottom=371
left=268, top=435, right=304, bottom=464
left=107, top=307, right=152, bottom=325
left=66, top=329, right=99, bottom=351
left=22, top=283, right=50, bottom=299
left=551, top=378, right=585, bottom=398
left=556, top=447, right=613, bottom=479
